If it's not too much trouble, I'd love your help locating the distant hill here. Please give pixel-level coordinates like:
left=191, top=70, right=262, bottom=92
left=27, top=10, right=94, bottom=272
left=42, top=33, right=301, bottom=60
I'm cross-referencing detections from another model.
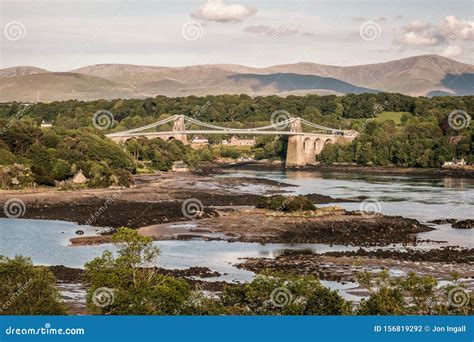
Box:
left=0, top=72, right=132, bottom=102
left=0, top=66, right=49, bottom=78
left=226, top=73, right=378, bottom=94
left=0, top=55, right=473, bottom=102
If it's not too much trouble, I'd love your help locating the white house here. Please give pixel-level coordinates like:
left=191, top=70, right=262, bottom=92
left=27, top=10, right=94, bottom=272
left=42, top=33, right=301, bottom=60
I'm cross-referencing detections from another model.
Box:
left=40, top=120, right=53, bottom=128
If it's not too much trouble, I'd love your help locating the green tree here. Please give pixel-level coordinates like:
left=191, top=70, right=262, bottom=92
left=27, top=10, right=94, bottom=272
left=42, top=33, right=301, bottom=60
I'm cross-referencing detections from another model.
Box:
left=84, top=228, right=191, bottom=315
left=0, top=256, right=65, bottom=315
left=221, top=271, right=349, bottom=315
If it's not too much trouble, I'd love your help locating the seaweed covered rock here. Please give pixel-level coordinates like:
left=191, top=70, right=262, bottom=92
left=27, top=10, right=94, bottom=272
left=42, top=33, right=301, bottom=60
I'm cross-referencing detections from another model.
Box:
left=256, top=195, right=315, bottom=212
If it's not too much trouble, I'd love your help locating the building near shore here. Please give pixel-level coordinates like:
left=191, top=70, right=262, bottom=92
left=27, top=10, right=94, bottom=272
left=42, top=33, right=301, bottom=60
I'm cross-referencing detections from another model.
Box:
left=40, top=120, right=53, bottom=128
left=443, top=159, right=467, bottom=166
left=190, top=137, right=209, bottom=149
left=72, top=170, right=88, bottom=184
left=171, top=161, right=189, bottom=172
left=191, top=137, right=209, bottom=144
left=222, top=136, right=256, bottom=147
left=442, top=159, right=473, bottom=171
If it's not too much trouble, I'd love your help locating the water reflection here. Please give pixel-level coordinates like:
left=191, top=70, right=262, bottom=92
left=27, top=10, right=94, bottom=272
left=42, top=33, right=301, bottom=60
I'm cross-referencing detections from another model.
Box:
left=1, top=171, right=473, bottom=288
left=0, top=218, right=358, bottom=281
left=443, top=177, right=467, bottom=189
left=221, top=170, right=474, bottom=247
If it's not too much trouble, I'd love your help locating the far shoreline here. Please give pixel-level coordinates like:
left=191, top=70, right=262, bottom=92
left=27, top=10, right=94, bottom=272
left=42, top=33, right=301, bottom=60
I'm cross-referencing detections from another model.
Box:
left=218, top=161, right=474, bottom=178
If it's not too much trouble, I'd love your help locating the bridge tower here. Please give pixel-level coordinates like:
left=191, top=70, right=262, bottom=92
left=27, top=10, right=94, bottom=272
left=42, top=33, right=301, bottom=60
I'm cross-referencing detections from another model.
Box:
left=286, top=118, right=307, bottom=167
left=172, top=115, right=188, bottom=144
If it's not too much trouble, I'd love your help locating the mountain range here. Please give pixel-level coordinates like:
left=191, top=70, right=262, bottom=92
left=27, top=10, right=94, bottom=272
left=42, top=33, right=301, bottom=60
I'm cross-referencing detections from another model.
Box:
left=0, top=55, right=473, bottom=102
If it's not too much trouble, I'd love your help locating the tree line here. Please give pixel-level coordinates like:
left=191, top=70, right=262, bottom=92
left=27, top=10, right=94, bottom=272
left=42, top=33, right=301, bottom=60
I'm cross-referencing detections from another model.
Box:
left=0, top=93, right=472, bottom=188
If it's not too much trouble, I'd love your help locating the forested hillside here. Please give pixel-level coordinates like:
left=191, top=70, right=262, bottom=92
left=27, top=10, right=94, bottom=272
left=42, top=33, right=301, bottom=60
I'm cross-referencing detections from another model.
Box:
left=0, top=93, right=472, bottom=188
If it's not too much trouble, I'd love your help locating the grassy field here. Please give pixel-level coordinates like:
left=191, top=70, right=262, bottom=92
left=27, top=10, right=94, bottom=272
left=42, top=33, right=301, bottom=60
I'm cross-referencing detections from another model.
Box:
left=373, top=111, right=410, bottom=125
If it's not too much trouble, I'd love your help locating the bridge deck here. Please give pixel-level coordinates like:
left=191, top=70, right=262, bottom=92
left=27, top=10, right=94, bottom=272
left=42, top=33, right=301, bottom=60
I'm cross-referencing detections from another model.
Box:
left=106, top=130, right=354, bottom=138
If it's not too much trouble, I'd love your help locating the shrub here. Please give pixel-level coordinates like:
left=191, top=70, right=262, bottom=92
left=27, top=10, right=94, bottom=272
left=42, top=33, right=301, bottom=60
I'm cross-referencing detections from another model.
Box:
left=256, top=195, right=315, bottom=212
left=304, top=287, right=351, bottom=315
left=0, top=256, right=65, bottom=315
left=356, top=271, right=473, bottom=315
left=357, top=287, right=406, bottom=315
left=84, top=228, right=191, bottom=315
left=221, top=271, right=348, bottom=315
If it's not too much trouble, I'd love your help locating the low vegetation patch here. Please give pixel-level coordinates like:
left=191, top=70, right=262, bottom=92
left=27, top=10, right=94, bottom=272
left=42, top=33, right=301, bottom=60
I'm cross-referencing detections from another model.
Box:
left=373, top=111, right=409, bottom=125
left=256, top=195, right=316, bottom=212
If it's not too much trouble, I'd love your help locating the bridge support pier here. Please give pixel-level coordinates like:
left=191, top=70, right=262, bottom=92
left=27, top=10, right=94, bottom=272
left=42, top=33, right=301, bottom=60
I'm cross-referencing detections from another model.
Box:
left=286, top=135, right=306, bottom=167
left=285, top=118, right=307, bottom=167
left=172, top=115, right=188, bottom=144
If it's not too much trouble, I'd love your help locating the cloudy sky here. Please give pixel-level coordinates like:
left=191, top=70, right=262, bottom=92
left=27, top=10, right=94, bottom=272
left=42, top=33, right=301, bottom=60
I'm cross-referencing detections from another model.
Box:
left=0, top=0, right=473, bottom=70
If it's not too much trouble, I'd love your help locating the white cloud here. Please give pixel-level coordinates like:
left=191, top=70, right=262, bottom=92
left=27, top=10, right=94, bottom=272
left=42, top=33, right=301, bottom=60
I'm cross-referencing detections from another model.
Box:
left=191, top=0, right=257, bottom=23
left=440, top=45, right=463, bottom=58
left=398, top=31, right=438, bottom=46
left=395, top=20, right=439, bottom=46
left=404, top=20, right=431, bottom=33
left=439, top=15, right=474, bottom=41
left=395, top=16, right=474, bottom=48
left=243, top=24, right=298, bottom=36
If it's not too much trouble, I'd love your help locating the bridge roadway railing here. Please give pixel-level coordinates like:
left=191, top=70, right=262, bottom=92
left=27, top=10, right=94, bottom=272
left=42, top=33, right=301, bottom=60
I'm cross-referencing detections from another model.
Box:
left=105, top=115, right=357, bottom=138
left=105, top=130, right=356, bottom=138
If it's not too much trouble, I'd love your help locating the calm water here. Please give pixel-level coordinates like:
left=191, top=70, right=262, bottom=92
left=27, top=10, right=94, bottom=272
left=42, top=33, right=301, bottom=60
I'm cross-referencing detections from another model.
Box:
left=0, top=218, right=358, bottom=282
left=222, top=170, right=474, bottom=248
left=0, top=171, right=472, bottom=287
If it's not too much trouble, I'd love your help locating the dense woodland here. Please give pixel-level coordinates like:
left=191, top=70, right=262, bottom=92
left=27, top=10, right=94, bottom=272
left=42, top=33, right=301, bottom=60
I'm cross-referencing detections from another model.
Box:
left=0, top=93, right=472, bottom=188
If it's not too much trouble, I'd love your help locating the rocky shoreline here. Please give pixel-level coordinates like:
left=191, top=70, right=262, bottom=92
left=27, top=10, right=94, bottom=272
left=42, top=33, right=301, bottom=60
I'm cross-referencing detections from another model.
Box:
left=428, top=219, right=473, bottom=229
left=1, top=167, right=472, bottom=311
left=0, top=172, right=358, bottom=228
left=70, top=207, right=433, bottom=247
left=236, top=250, right=474, bottom=285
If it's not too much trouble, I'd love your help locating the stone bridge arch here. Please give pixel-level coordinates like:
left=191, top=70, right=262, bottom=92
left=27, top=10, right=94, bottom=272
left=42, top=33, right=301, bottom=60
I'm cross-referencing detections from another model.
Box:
left=314, top=138, right=323, bottom=155
left=286, top=134, right=353, bottom=167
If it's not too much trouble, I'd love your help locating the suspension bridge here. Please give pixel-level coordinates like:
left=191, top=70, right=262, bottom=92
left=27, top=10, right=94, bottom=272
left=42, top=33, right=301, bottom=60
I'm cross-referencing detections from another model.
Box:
left=106, top=115, right=358, bottom=167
